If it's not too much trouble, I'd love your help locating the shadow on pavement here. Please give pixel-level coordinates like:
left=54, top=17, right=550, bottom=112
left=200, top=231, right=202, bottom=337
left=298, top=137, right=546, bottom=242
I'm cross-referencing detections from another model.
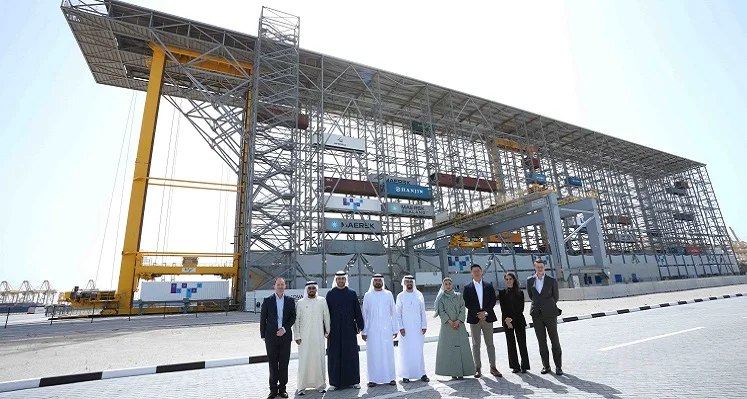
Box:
left=482, top=376, right=534, bottom=398
left=517, top=372, right=569, bottom=395
left=551, top=373, right=623, bottom=399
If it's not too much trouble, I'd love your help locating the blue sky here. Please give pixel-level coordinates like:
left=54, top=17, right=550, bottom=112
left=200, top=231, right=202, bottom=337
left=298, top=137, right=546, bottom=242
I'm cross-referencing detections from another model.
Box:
left=0, top=1, right=744, bottom=293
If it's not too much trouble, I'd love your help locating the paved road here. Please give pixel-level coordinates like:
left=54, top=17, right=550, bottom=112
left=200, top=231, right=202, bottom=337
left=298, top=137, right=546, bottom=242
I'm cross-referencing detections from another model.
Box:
left=3, top=295, right=746, bottom=398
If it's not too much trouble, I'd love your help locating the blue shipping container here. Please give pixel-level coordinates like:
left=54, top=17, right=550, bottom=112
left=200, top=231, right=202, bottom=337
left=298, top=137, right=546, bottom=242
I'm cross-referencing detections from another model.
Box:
left=566, top=176, right=583, bottom=187
left=526, top=173, right=547, bottom=184
left=670, top=247, right=686, bottom=255
left=384, top=182, right=433, bottom=200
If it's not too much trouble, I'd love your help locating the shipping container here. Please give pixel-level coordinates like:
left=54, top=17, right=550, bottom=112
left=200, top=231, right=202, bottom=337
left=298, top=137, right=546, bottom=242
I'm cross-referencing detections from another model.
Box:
left=429, top=173, right=458, bottom=188
left=566, top=176, right=583, bottom=187
left=460, top=176, right=499, bottom=192
left=487, top=232, right=522, bottom=244
left=525, top=173, right=547, bottom=185
left=310, top=133, right=366, bottom=153
left=605, top=215, right=632, bottom=225
left=606, top=233, right=637, bottom=243
left=411, top=120, right=432, bottom=134
left=670, top=247, right=686, bottom=255
left=256, top=107, right=309, bottom=130
left=496, top=138, right=536, bottom=153
left=383, top=182, right=432, bottom=200
left=323, top=177, right=379, bottom=197
left=673, top=212, right=695, bottom=222
left=523, top=157, right=541, bottom=170
left=685, top=245, right=702, bottom=255
left=665, top=187, right=687, bottom=196
left=434, top=211, right=453, bottom=224
left=323, top=239, right=386, bottom=255
left=140, top=281, right=229, bottom=302
left=674, top=180, right=690, bottom=189
left=367, top=174, right=417, bottom=186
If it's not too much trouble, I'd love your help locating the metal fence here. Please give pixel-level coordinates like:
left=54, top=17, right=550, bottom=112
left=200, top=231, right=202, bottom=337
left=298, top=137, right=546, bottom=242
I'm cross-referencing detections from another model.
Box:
left=3, top=299, right=237, bottom=329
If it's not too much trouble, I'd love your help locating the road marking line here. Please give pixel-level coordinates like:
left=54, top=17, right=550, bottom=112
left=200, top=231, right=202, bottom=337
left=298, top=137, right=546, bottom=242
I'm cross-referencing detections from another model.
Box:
left=598, top=326, right=704, bottom=352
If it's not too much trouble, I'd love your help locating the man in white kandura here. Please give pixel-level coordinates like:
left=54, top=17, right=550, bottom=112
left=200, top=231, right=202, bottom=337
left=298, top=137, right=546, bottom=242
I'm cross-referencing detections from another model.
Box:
left=292, top=281, right=331, bottom=395
left=396, top=275, right=429, bottom=383
left=362, top=273, right=398, bottom=387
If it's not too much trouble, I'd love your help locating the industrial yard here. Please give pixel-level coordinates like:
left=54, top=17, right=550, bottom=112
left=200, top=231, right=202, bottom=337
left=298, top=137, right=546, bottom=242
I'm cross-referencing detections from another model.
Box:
left=1, top=2, right=746, bottom=399
left=38, top=0, right=742, bottom=314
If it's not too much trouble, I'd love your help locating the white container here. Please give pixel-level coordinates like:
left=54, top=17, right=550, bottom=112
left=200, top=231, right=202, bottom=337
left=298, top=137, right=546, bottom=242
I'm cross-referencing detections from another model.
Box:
left=310, top=133, right=366, bottom=153
left=323, top=194, right=381, bottom=214
left=139, top=281, right=230, bottom=302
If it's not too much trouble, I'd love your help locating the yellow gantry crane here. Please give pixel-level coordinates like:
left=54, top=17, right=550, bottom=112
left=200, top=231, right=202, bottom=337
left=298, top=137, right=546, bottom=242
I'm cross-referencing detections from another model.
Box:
left=58, top=43, right=251, bottom=316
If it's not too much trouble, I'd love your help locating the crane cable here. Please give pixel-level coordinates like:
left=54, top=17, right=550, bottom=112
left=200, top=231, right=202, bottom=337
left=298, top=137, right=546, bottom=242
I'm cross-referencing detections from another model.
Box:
left=93, top=91, right=137, bottom=289
left=215, top=162, right=225, bottom=265
left=155, top=101, right=180, bottom=264
left=109, top=94, right=139, bottom=290
left=222, top=164, right=232, bottom=265
left=162, top=99, right=183, bottom=261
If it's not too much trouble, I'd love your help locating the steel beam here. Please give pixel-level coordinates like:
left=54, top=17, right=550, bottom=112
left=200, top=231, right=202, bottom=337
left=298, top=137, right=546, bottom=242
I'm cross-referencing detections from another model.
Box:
left=115, top=46, right=166, bottom=311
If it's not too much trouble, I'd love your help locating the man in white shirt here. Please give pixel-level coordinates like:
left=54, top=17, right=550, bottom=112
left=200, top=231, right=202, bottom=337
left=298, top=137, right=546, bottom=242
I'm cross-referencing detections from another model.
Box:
left=462, top=264, right=501, bottom=378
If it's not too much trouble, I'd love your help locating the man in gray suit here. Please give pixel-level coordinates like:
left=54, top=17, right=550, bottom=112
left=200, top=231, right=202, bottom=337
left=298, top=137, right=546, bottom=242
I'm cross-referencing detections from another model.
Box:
left=527, top=258, right=563, bottom=375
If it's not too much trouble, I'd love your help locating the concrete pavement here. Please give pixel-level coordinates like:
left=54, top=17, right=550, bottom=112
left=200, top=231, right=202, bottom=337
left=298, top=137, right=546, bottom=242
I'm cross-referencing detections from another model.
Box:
left=2, top=283, right=746, bottom=384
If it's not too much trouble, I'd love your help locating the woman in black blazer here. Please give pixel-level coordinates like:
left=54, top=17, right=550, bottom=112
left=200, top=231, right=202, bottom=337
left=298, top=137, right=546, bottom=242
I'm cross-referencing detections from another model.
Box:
left=499, top=272, right=530, bottom=373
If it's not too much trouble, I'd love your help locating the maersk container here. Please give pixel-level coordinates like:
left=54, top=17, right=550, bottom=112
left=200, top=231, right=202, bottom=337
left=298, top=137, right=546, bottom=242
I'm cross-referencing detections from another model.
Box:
left=139, top=281, right=230, bottom=302
left=566, top=176, right=583, bottom=187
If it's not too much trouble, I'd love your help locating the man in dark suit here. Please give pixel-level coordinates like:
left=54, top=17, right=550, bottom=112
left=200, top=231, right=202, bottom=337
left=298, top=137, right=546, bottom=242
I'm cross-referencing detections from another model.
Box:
left=527, top=258, right=563, bottom=375
left=462, top=264, right=502, bottom=378
left=260, top=277, right=297, bottom=398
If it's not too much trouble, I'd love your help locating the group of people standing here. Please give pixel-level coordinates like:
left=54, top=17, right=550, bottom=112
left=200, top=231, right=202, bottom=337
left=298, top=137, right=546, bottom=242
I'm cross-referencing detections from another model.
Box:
left=259, top=258, right=563, bottom=398
left=437, top=258, right=563, bottom=380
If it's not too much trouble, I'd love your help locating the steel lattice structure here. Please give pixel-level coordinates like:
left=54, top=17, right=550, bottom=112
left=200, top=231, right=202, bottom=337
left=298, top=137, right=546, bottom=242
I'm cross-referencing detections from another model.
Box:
left=60, top=0, right=738, bottom=307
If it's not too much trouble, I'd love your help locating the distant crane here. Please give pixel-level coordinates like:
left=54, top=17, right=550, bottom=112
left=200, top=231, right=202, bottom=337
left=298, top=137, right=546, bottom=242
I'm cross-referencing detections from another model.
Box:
left=0, top=280, right=57, bottom=304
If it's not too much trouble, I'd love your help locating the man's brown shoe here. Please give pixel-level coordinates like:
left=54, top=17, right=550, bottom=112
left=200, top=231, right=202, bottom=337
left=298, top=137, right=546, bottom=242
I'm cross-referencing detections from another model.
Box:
left=490, top=367, right=502, bottom=378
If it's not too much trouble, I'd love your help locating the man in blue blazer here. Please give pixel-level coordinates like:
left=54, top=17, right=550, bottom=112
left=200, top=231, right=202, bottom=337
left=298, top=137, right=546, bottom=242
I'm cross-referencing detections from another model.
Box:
left=260, top=277, right=297, bottom=398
